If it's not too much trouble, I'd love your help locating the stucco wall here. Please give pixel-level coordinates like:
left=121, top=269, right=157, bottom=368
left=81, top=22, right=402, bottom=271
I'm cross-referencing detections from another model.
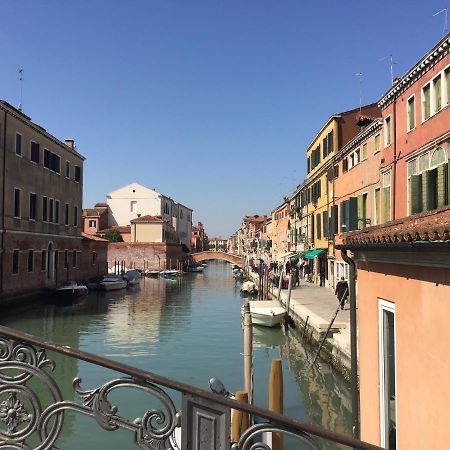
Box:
left=357, top=259, right=450, bottom=448
left=133, top=222, right=163, bottom=243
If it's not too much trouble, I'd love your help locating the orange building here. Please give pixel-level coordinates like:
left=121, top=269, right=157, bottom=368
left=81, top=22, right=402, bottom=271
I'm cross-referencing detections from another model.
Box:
left=271, top=201, right=290, bottom=262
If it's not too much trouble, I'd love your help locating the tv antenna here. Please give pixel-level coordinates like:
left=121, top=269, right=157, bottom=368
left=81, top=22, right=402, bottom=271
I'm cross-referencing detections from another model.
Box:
left=355, top=72, right=363, bottom=113
left=380, top=54, right=397, bottom=86
left=433, top=8, right=448, bottom=37
left=18, top=68, right=23, bottom=111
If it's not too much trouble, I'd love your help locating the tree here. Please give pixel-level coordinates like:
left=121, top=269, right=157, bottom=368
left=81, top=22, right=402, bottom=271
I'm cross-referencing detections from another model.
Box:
left=104, top=229, right=123, bottom=242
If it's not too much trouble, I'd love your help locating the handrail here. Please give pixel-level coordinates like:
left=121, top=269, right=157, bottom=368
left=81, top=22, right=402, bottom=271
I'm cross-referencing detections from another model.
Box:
left=0, top=325, right=384, bottom=450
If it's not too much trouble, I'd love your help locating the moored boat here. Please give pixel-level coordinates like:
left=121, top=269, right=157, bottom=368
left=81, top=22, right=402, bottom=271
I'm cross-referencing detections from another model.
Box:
left=159, top=269, right=179, bottom=279
left=242, top=301, right=286, bottom=327
left=123, top=269, right=142, bottom=285
left=55, top=281, right=88, bottom=298
left=186, top=266, right=204, bottom=273
left=98, top=276, right=127, bottom=291
left=240, top=280, right=258, bottom=296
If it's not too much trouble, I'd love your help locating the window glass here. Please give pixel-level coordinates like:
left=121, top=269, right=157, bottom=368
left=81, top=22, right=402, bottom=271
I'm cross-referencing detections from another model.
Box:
left=65, top=161, right=70, bottom=178
left=14, top=188, right=21, bottom=218
left=385, top=116, right=391, bottom=146
left=383, top=172, right=391, bottom=187
left=30, top=142, right=40, bottom=163
left=15, top=133, right=22, bottom=156
left=12, top=250, right=19, bottom=274
left=362, top=143, right=368, bottom=160
left=41, top=250, right=46, bottom=271
left=407, top=159, right=417, bottom=177
left=407, top=96, right=415, bottom=130
left=423, top=84, right=431, bottom=120
left=430, top=147, right=446, bottom=167
left=374, top=134, right=380, bottom=153
left=29, top=193, right=37, bottom=220
left=434, top=75, right=442, bottom=112
left=419, top=153, right=429, bottom=172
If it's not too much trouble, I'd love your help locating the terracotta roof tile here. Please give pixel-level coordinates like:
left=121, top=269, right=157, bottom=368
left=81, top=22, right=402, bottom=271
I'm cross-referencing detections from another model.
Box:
left=341, top=206, right=450, bottom=246
left=81, top=232, right=108, bottom=242
left=130, top=215, right=164, bottom=223
left=99, top=225, right=131, bottom=233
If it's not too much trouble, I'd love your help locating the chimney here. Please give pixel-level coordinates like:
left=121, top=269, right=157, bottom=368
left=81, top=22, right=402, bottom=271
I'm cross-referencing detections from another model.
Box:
left=65, top=139, right=75, bottom=149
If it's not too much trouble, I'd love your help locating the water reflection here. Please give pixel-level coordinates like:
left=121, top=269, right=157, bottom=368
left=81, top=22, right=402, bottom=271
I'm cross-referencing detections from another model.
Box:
left=0, top=261, right=352, bottom=449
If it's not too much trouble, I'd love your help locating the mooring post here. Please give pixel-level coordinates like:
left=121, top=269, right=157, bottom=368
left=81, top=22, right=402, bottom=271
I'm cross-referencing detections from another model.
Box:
left=243, top=302, right=253, bottom=405
left=231, top=390, right=249, bottom=443
left=268, top=359, right=284, bottom=450
left=276, top=266, right=284, bottom=303
left=284, top=273, right=293, bottom=327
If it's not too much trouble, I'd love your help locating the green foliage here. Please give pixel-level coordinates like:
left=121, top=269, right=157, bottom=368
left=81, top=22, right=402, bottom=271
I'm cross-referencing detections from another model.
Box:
left=104, top=229, right=123, bottom=242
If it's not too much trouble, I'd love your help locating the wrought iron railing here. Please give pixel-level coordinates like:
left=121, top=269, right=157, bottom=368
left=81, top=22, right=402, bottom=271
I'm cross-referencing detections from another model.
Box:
left=0, top=325, right=383, bottom=450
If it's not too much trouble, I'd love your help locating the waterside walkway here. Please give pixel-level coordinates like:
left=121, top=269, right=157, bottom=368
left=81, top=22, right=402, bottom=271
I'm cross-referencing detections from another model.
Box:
left=248, top=272, right=352, bottom=371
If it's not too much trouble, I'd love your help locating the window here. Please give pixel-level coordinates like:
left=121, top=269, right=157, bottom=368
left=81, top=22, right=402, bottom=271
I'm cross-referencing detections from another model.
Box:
left=41, top=250, right=46, bottom=271
left=407, top=95, right=415, bottom=131
left=374, top=188, right=381, bottom=225
left=422, top=83, right=431, bottom=121
left=65, top=203, right=69, bottom=226
left=362, top=143, right=368, bottom=161
left=92, top=251, right=97, bottom=265
left=342, top=157, right=348, bottom=173
left=419, top=153, right=429, bottom=172
left=29, top=193, right=37, bottom=220
left=446, top=67, right=450, bottom=106
left=15, top=133, right=22, bottom=156
left=383, top=172, right=391, bottom=222
left=73, top=206, right=78, bottom=227
left=12, top=250, right=19, bottom=274
left=433, top=75, right=442, bottom=113
left=72, top=250, right=77, bottom=267
left=130, top=201, right=137, bottom=212
left=64, top=250, right=69, bottom=268
left=14, top=188, right=21, bottom=218
left=55, top=200, right=59, bottom=224
left=379, top=300, right=397, bottom=450
left=30, top=141, right=40, bottom=163
left=42, top=197, right=48, bottom=222
left=74, top=166, right=81, bottom=182
left=49, top=198, right=54, bottom=223
left=430, top=147, right=446, bottom=168
left=43, top=149, right=60, bottom=173
left=89, top=219, right=96, bottom=228
left=27, top=250, right=34, bottom=272
left=374, top=133, right=381, bottom=153
left=65, top=161, right=70, bottom=178
left=384, top=116, right=391, bottom=147
left=355, top=148, right=360, bottom=165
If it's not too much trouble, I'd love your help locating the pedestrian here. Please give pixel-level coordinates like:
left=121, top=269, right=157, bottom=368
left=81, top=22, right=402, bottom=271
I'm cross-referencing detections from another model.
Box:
left=293, top=266, right=300, bottom=287
left=335, top=277, right=349, bottom=310
left=299, top=260, right=305, bottom=279
left=285, top=260, right=291, bottom=274
left=319, top=268, right=325, bottom=286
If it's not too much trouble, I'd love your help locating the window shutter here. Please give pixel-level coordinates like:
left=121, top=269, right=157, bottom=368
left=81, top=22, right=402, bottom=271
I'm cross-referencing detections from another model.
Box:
left=323, top=137, right=327, bottom=159
left=410, top=174, right=422, bottom=214
left=436, top=164, right=447, bottom=207
left=316, top=214, right=322, bottom=240
left=340, top=202, right=345, bottom=232
left=344, top=200, right=351, bottom=232
left=357, top=195, right=363, bottom=230
left=329, top=130, right=334, bottom=153
left=383, top=187, right=391, bottom=222
left=422, top=169, right=436, bottom=211
left=331, top=205, right=338, bottom=235
left=323, top=211, right=329, bottom=238
left=349, top=197, right=358, bottom=231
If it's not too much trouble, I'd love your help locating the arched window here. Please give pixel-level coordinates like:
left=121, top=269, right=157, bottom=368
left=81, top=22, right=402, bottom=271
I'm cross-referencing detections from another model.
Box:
left=430, top=147, right=446, bottom=168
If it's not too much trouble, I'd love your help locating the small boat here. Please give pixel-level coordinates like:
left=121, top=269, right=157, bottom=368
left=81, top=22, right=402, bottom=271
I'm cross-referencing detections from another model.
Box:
left=240, top=280, right=258, bottom=296
left=98, top=276, right=128, bottom=291
left=233, top=269, right=245, bottom=279
left=242, top=301, right=286, bottom=327
left=123, top=269, right=142, bottom=285
left=144, top=270, right=160, bottom=278
left=159, top=270, right=179, bottom=279
left=186, top=266, right=204, bottom=273
left=55, top=281, right=88, bottom=297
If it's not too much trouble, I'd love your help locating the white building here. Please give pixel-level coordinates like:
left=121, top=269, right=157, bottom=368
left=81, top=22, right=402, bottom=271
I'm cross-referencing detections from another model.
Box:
left=106, top=182, right=192, bottom=248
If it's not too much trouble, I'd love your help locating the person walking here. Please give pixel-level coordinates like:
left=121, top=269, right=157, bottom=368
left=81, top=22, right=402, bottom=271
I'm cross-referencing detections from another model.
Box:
left=293, top=266, right=300, bottom=287
left=335, top=277, right=349, bottom=310
left=319, top=268, right=326, bottom=286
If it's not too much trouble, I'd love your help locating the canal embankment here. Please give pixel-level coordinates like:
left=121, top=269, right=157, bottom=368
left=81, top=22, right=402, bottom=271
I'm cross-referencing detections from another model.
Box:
left=247, top=271, right=351, bottom=378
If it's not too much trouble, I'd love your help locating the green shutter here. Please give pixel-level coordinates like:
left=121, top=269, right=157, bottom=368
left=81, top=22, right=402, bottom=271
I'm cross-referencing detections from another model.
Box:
left=422, top=169, right=436, bottom=212
left=340, top=202, right=345, bottom=232
left=437, top=164, right=447, bottom=207
left=349, top=197, right=358, bottom=231
left=317, top=214, right=322, bottom=240
left=323, top=211, right=329, bottom=238
left=410, top=174, right=423, bottom=214
left=383, top=187, right=391, bottom=222
left=357, top=195, right=363, bottom=230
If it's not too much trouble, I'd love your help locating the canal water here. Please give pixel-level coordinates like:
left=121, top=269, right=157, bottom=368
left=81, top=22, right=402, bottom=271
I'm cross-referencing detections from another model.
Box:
left=1, top=261, right=352, bottom=449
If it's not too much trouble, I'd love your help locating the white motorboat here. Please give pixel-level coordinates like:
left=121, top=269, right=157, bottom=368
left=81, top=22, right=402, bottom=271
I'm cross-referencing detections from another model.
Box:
left=55, top=281, right=88, bottom=297
left=187, top=266, right=204, bottom=273
left=243, top=301, right=286, bottom=327
left=123, top=269, right=142, bottom=285
left=98, top=276, right=127, bottom=291
left=240, top=280, right=258, bottom=295
left=159, top=269, right=179, bottom=278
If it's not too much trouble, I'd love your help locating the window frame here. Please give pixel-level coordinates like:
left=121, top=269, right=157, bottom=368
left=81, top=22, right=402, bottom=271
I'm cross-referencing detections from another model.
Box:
left=30, top=141, right=40, bottom=164
left=374, top=133, right=381, bottom=154
left=27, top=250, right=34, bottom=273
left=12, top=250, right=20, bottom=274
left=422, top=82, right=431, bottom=122
left=406, top=94, right=416, bottom=132
left=15, top=133, right=23, bottom=157
left=41, top=250, right=46, bottom=271
left=65, top=203, right=69, bottom=226
left=73, top=205, right=78, bottom=227
left=65, top=160, right=70, bottom=179
left=384, top=115, right=392, bottom=147
left=29, top=192, right=37, bottom=221
left=14, top=188, right=21, bottom=218
left=74, top=165, right=81, bottom=183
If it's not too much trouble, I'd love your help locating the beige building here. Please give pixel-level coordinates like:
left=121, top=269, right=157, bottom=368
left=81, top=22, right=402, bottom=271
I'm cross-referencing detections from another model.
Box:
left=131, top=215, right=177, bottom=243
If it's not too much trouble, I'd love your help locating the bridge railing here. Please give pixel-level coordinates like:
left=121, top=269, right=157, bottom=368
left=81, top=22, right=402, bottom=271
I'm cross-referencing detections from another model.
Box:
left=0, top=325, right=383, bottom=450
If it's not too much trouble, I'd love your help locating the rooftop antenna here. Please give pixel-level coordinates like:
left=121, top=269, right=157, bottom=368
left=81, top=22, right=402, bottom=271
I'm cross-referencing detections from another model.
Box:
left=433, top=8, right=448, bottom=37
left=18, top=68, right=23, bottom=111
left=380, top=54, right=397, bottom=86
left=355, top=72, right=363, bottom=113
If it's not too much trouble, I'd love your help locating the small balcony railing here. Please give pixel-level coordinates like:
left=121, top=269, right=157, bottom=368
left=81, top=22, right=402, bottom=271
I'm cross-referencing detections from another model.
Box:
left=0, top=325, right=383, bottom=450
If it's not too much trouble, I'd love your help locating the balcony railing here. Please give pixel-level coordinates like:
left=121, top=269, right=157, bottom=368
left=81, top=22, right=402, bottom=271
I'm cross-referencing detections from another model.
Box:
left=0, top=325, right=383, bottom=450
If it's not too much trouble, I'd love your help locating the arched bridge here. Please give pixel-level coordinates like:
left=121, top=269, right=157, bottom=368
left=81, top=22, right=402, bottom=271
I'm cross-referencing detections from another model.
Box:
left=191, top=251, right=244, bottom=266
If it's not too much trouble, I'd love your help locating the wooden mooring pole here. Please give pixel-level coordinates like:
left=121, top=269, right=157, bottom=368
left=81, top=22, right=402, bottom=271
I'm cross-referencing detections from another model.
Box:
left=284, top=273, right=293, bottom=327
left=231, top=390, right=249, bottom=443
left=243, top=302, right=253, bottom=405
left=268, top=359, right=284, bottom=450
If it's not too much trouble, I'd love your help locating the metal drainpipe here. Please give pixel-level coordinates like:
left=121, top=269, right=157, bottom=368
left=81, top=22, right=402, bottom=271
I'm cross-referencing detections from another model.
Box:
left=340, top=249, right=359, bottom=439
left=1, top=109, right=7, bottom=294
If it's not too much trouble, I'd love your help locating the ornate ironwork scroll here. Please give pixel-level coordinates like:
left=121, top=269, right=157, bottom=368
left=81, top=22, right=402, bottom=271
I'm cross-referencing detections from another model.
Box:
left=232, top=422, right=320, bottom=450
left=0, top=338, right=181, bottom=450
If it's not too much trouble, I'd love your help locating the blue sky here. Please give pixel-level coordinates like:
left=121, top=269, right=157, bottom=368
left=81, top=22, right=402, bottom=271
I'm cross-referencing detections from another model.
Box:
left=1, top=0, right=447, bottom=236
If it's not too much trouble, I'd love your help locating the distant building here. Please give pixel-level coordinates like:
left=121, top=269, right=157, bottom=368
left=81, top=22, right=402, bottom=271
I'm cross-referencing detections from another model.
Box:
left=130, top=215, right=177, bottom=243
left=82, top=203, right=108, bottom=235
left=208, top=237, right=227, bottom=252
left=0, top=100, right=105, bottom=300
left=191, top=222, right=208, bottom=252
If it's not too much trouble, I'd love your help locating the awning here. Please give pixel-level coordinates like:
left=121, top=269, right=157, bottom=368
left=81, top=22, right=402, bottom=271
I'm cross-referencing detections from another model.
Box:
left=290, top=251, right=307, bottom=262
left=303, top=248, right=327, bottom=260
